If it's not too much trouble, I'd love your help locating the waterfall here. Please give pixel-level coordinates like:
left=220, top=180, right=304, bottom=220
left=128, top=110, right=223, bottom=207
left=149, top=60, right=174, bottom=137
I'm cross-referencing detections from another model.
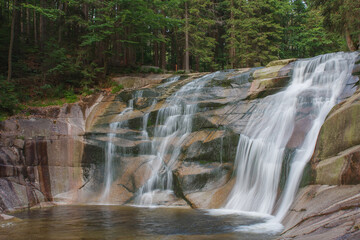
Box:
left=157, top=76, right=181, bottom=88
left=135, top=72, right=220, bottom=205
left=225, top=52, right=358, bottom=220
left=100, top=99, right=134, bottom=203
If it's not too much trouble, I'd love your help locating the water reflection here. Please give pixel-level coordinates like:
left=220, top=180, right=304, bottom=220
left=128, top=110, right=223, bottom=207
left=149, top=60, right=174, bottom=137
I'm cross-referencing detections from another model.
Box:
left=0, top=205, right=279, bottom=240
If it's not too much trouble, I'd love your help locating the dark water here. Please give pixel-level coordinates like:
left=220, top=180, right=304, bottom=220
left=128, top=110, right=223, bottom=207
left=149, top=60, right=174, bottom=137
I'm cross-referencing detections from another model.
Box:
left=0, top=205, right=279, bottom=240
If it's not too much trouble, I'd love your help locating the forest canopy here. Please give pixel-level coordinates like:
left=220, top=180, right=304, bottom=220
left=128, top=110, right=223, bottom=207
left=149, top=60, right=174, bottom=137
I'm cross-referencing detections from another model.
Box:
left=0, top=0, right=359, bottom=116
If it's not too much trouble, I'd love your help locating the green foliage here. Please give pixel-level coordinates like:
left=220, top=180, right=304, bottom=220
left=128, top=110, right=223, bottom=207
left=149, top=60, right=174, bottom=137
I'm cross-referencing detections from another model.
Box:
left=309, top=0, right=360, bottom=50
left=224, top=0, right=285, bottom=67
left=0, top=76, right=20, bottom=115
left=280, top=1, right=344, bottom=58
left=22, top=3, right=64, bottom=20
left=64, top=89, right=78, bottom=103
left=0, top=0, right=354, bottom=118
left=111, top=84, right=124, bottom=94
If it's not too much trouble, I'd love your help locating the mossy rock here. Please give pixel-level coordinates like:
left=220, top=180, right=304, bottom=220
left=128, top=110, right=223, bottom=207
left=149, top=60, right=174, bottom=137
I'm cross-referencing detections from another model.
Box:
left=314, top=101, right=360, bottom=159
left=246, top=76, right=291, bottom=100
left=252, top=65, right=284, bottom=80
left=266, top=58, right=297, bottom=68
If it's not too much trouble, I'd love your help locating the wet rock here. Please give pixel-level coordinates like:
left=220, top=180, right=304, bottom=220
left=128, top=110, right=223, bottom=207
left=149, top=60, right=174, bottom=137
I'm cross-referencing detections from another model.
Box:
left=176, top=162, right=232, bottom=194
left=247, top=62, right=294, bottom=100
left=186, top=179, right=235, bottom=209
left=281, top=185, right=360, bottom=240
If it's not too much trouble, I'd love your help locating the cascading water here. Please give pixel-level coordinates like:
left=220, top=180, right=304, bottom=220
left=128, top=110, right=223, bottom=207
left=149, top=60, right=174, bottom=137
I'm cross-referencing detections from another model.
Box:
left=225, top=52, right=359, bottom=220
left=157, top=76, right=181, bottom=88
left=140, top=100, right=157, bottom=154
left=135, top=72, right=220, bottom=206
left=100, top=100, right=134, bottom=203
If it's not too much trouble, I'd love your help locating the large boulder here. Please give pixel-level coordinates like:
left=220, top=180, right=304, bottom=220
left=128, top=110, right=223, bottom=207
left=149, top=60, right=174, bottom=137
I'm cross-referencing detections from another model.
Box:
left=247, top=59, right=296, bottom=99
left=311, top=90, right=360, bottom=184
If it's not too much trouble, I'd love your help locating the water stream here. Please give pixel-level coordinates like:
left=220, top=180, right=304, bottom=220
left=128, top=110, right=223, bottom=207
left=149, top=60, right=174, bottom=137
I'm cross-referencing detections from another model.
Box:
left=100, top=100, right=134, bottom=203
left=225, top=52, right=358, bottom=220
left=135, top=72, right=220, bottom=205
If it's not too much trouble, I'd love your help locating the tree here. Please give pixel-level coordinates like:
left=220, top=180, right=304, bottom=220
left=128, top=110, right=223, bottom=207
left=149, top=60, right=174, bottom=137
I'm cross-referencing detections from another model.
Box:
left=7, top=0, right=17, bottom=82
left=280, top=0, right=344, bottom=59
left=310, top=0, right=360, bottom=51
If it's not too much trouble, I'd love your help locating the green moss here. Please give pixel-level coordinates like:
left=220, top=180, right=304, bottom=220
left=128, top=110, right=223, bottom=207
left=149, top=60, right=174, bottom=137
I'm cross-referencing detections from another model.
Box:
left=315, top=156, right=345, bottom=185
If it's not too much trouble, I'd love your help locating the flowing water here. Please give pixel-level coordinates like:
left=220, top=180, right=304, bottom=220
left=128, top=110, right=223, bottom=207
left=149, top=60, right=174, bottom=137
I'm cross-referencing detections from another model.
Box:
left=100, top=100, right=134, bottom=203
left=225, top=52, right=358, bottom=220
left=136, top=72, right=220, bottom=205
left=157, top=76, right=181, bottom=88
left=2, top=206, right=279, bottom=240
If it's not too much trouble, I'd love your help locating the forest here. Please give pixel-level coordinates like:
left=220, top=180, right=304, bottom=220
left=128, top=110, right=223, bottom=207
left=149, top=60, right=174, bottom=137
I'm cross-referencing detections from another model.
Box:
left=0, top=0, right=359, bottom=118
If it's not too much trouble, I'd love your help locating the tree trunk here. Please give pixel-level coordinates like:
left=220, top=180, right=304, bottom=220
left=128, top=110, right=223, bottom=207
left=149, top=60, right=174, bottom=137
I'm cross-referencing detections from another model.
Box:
left=26, top=1, right=30, bottom=36
left=58, top=2, right=63, bottom=43
left=20, top=4, right=23, bottom=33
left=229, top=0, right=235, bottom=68
left=7, top=0, right=17, bottom=82
left=184, top=1, right=190, bottom=73
left=153, top=41, right=159, bottom=66
left=160, top=29, right=166, bottom=69
left=195, top=56, right=199, bottom=72
left=33, top=9, right=37, bottom=44
left=345, top=26, right=356, bottom=51
left=39, top=0, right=45, bottom=49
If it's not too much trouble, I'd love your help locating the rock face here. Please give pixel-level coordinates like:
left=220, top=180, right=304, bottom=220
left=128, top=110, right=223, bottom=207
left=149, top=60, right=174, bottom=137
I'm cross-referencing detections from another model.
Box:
left=280, top=185, right=360, bottom=240
left=0, top=94, right=106, bottom=211
left=311, top=90, right=360, bottom=185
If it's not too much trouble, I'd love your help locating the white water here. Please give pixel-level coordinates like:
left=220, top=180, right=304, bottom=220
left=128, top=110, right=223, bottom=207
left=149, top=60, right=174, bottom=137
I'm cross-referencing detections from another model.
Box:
left=136, top=72, right=220, bottom=205
left=100, top=100, right=134, bottom=203
left=225, top=52, right=358, bottom=220
left=157, top=76, right=181, bottom=88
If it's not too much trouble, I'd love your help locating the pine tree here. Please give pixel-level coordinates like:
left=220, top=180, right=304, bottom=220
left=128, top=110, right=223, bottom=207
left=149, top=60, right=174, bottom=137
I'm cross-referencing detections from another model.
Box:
left=310, top=0, right=360, bottom=51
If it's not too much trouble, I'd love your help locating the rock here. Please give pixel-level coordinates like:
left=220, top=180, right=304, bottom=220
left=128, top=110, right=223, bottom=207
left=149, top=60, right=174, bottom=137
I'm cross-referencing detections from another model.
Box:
left=252, top=65, right=285, bottom=80
left=0, top=120, right=17, bottom=132
left=353, top=64, right=360, bottom=75
left=176, top=162, right=232, bottom=194
left=13, top=139, right=24, bottom=149
left=247, top=76, right=290, bottom=100
left=266, top=58, right=297, bottom=67
left=315, top=145, right=360, bottom=185
left=112, top=74, right=172, bottom=89
left=247, top=61, right=295, bottom=100
left=311, top=91, right=360, bottom=184
left=0, top=213, right=14, bottom=220
left=186, top=179, right=235, bottom=209
left=280, top=185, right=360, bottom=240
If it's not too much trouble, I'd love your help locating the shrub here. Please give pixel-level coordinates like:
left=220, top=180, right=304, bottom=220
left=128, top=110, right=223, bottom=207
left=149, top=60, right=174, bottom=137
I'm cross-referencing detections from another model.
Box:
left=64, top=89, right=78, bottom=103
left=0, top=76, right=20, bottom=115
left=111, top=84, right=124, bottom=94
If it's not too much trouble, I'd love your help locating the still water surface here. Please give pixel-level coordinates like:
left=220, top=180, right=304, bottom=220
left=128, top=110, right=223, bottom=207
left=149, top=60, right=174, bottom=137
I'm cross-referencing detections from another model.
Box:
left=1, top=205, right=279, bottom=239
